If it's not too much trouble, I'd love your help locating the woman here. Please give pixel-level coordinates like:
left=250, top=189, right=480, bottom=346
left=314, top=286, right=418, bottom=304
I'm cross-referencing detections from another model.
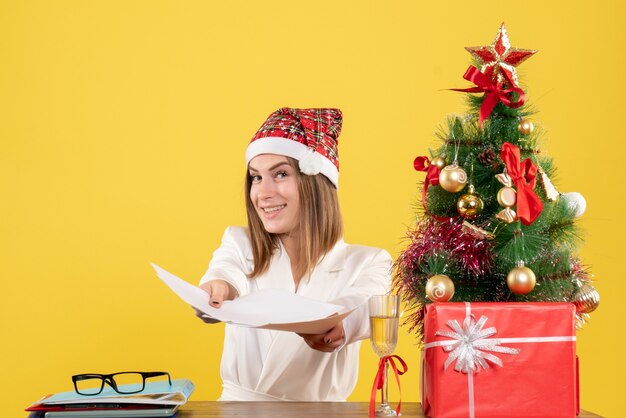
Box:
left=197, top=108, right=392, bottom=401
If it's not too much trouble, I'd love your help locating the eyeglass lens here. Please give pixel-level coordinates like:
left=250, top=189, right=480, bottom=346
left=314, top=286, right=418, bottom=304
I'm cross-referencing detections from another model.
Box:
left=74, top=375, right=105, bottom=395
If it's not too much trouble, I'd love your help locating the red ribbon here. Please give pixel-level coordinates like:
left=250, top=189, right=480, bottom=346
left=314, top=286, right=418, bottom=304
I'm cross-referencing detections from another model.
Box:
left=500, top=142, right=543, bottom=225
left=369, top=355, right=408, bottom=418
left=452, top=66, right=526, bottom=127
left=414, top=156, right=440, bottom=207
left=414, top=156, right=458, bottom=223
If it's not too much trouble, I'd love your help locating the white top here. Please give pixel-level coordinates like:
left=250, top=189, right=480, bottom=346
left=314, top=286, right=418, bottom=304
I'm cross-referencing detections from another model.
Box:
left=200, top=226, right=392, bottom=401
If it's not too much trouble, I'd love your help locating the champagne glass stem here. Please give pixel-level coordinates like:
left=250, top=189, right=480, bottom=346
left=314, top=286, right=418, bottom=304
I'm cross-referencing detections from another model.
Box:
left=381, top=361, right=389, bottom=409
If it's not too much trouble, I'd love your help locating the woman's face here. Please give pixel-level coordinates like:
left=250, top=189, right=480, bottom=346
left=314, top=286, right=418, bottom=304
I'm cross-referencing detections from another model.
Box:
left=248, top=154, right=300, bottom=237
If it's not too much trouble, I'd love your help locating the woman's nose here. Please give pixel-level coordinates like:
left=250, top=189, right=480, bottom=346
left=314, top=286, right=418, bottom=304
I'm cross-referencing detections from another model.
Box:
left=257, top=178, right=276, bottom=199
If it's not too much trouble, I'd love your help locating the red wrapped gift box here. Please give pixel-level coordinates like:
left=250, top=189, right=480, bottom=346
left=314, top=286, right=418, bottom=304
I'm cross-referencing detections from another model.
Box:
left=421, top=302, right=578, bottom=418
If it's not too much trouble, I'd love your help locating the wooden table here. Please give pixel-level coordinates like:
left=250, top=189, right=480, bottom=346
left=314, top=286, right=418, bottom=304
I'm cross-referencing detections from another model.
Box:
left=177, top=401, right=603, bottom=417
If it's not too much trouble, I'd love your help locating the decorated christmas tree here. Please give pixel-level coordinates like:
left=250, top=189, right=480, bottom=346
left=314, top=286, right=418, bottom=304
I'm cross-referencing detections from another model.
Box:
left=394, top=23, right=599, bottom=342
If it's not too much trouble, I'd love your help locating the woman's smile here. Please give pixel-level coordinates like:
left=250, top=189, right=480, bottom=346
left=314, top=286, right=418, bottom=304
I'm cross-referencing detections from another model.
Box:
left=262, top=204, right=287, bottom=214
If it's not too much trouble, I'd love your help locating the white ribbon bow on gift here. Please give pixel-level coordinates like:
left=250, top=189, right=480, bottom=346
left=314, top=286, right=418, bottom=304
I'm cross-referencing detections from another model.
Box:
left=435, top=315, right=521, bottom=373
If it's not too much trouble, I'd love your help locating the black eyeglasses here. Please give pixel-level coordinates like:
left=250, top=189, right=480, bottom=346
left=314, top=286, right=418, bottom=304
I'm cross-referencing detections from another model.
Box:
left=72, top=371, right=172, bottom=396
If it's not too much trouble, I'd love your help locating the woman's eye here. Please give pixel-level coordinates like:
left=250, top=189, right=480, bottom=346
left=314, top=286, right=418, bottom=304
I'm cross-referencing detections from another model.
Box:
left=250, top=174, right=261, bottom=183
left=276, top=170, right=288, bottom=179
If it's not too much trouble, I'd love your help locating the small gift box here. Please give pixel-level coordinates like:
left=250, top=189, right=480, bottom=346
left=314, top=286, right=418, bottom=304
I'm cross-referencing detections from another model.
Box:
left=421, top=302, right=578, bottom=418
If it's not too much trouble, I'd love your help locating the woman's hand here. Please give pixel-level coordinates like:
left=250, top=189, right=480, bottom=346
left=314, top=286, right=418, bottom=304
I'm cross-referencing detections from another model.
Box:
left=199, top=280, right=234, bottom=307
left=298, top=321, right=345, bottom=352
left=193, top=280, right=236, bottom=324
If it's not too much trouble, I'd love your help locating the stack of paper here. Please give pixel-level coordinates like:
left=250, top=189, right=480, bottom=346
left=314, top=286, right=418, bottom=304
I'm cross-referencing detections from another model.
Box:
left=151, top=263, right=357, bottom=334
left=26, top=379, right=194, bottom=418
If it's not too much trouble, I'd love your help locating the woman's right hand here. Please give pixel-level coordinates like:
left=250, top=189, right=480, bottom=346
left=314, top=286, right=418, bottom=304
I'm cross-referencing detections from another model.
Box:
left=193, top=280, right=235, bottom=324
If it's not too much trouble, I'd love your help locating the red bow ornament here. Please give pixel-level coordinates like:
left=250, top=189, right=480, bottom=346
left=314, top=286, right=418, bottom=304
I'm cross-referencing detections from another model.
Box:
left=414, top=156, right=460, bottom=222
left=414, top=156, right=440, bottom=207
left=369, top=355, right=408, bottom=418
left=500, top=142, right=543, bottom=225
left=452, top=66, right=526, bottom=127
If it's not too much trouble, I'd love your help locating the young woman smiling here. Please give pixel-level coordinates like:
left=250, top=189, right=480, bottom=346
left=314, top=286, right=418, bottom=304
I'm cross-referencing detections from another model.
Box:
left=196, top=108, right=392, bottom=401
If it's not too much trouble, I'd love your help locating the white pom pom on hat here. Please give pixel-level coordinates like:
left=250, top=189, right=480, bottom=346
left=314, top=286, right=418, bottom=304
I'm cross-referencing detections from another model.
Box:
left=298, top=148, right=325, bottom=175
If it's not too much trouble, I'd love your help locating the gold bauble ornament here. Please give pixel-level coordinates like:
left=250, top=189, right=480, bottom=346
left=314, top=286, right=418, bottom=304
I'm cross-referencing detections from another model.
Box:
left=518, top=119, right=535, bottom=135
left=431, top=156, right=446, bottom=170
left=572, top=283, right=600, bottom=314
left=439, top=163, right=467, bottom=193
left=497, top=186, right=517, bottom=208
left=457, top=185, right=484, bottom=220
left=507, top=262, right=536, bottom=294
left=425, top=274, right=455, bottom=302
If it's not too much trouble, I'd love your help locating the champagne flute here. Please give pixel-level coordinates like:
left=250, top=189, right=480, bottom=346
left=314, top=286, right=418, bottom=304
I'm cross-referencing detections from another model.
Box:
left=369, top=295, right=400, bottom=416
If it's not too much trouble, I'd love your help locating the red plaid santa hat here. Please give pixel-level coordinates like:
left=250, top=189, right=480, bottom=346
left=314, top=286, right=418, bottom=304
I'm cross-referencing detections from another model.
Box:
left=246, top=108, right=343, bottom=188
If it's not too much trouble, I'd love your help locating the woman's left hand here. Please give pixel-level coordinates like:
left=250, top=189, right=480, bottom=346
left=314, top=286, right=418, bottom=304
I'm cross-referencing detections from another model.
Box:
left=298, top=321, right=345, bottom=352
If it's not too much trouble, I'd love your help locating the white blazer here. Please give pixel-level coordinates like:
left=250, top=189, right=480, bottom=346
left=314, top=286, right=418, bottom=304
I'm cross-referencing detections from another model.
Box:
left=200, top=226, right=392, bottom=401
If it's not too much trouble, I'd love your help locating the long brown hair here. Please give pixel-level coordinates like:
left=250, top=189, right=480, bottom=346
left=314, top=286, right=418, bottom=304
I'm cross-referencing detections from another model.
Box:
left=245, top=157, right=343, bottom=280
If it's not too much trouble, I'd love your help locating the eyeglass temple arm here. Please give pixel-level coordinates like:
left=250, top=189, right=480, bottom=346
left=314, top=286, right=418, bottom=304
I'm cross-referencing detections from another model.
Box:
left=72, top=374, right=103, bottom=381
left=142, top=371, right=172, bottom=385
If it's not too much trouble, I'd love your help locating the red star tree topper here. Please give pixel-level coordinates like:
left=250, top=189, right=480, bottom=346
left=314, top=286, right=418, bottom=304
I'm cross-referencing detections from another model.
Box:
left=465, top=23, right=537, bottom=88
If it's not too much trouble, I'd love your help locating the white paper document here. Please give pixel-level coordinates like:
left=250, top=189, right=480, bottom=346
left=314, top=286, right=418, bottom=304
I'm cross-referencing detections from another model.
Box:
left=151, top=263, right=355, bottom=334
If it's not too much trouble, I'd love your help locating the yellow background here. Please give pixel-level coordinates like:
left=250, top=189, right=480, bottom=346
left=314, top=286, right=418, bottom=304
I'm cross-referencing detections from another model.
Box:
left=1, top=1, right=623, bottom=416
